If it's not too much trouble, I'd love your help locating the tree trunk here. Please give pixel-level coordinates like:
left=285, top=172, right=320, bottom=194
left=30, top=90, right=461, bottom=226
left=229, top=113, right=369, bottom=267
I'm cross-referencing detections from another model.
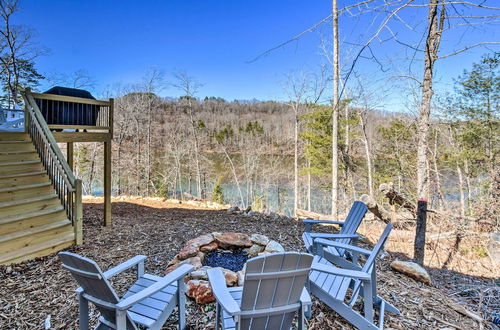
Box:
left=359, top=111, right=373, bottom=197
left=307, top=159, right=311, bottom=211
left=457, top=163, right=466, bottom=217
left=415, top=0, right=444, bottom=265
left=294, top=111, right=299, bottom=217
left=432, top=130, right=447, bottom=211
left=331, top=0, right=340, bottom=218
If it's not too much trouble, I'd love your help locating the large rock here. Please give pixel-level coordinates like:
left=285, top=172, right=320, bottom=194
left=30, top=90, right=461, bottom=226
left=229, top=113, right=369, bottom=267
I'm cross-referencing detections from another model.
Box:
left=264, top=240, right=285, bottom=254
left=178, top=245, right=199, bottom=260
left=237, top=270, right=245, bottom=286
left=214, top=232, right=253, bottom=249
left=165, top=256, right=203, bottom=275
left=189, top=266, right=211, bottom=280
left=217, top=268, right=238, bottom=286
left=390, top=260, right=431, bottom=285
left=187, top=234, right=214, bottom=248
left=186, top=280, right=215, bottom=304
left=200, top=242, right=218, bottom=252
left=246, top=244, right=265, bottom=257
left=249, top=234, right=270, bottom=246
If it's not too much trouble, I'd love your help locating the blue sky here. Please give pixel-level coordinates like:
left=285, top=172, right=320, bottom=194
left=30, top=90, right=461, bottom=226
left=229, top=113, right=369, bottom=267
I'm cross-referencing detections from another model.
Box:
left=16, top=0, right=499, bottom=111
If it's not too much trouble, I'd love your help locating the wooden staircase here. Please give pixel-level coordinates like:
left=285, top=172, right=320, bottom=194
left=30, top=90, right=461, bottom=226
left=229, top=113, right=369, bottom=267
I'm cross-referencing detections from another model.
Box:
left=0, top=132, right=75, bottom=264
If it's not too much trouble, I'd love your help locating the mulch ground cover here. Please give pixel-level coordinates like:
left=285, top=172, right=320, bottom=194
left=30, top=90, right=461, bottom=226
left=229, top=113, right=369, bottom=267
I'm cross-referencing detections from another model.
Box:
left=0, top=198, right=497, bottom=329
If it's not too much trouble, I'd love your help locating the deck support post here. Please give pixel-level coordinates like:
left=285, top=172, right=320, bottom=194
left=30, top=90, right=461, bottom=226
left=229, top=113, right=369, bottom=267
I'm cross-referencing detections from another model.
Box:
left=67, top=142, right=74, bottom=171
left=104, top=140, right=112, bottom=226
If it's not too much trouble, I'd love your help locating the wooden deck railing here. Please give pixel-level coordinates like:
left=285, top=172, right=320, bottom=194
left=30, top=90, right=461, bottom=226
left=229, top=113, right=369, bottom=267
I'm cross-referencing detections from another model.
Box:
left=22, top=90, right=83, bottom=244
left=31, top=92, right=113, bottom=133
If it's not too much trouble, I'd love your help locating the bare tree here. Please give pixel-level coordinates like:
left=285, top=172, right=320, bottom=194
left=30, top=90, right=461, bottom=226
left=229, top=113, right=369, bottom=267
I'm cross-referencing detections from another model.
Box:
left=171, top=70, right=204, bottom=199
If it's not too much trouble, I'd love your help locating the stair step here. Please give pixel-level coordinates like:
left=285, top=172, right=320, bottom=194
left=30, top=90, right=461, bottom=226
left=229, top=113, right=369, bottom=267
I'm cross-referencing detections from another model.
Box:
left=0, top=232, right=74, bottom=265
left=0, top=219, right=72, bottom=245
left=0, top=172, right=49, bottom=189
left=0, top=171, right=46, bottom=180
left=0, top=181, right=54, bottom=203
left=0, top=141, right=35, bottom=152
left=0, top=181, right=52, bottom=194
left=0, top=206, right=67, bottom=235
left=0, top=160, right=40, bottom=167
left=0, top=205, right=65, bottom=225
left=0, top=132, right=30, bottom=141
left=0, top=193, right=58, bottom=208
left=0, top=151, right=39, bottom=162
left=0, top=160, right=43, bottom=175
left=0, top=194, right=60, bottom=218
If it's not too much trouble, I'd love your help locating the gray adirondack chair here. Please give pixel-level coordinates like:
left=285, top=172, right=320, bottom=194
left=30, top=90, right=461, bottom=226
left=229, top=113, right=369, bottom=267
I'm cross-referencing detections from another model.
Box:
left=59, top=252, right=194, bottom=330
left=207, top=252, right=313, bottom=330
left=308, top=223, right=399, bottom=330
left=302, top=201, right=367, bottom=266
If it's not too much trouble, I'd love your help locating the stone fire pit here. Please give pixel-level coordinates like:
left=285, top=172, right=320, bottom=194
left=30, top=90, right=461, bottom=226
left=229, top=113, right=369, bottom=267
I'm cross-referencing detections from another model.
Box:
left=164, top=232, right=285, bottom=304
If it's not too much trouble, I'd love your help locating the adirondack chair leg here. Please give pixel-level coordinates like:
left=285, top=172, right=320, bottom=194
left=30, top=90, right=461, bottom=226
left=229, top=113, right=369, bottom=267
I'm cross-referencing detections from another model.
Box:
left=298, top=305, right=305, bottom=330
left=177, top=278, right=186, bottom=330
left=116, top=310, right=127, bottom=330
left=78, top=293, right=89, bottom=330
left=215, top=302, right=220, bottom=330
left=362, top=280, right=374, bottom=324
left=136, top=260, right=145, bottom=279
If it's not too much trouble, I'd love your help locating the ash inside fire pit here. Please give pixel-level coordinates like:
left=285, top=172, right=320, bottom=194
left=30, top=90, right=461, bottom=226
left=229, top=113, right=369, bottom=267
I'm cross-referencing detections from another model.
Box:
left=203, top=250, right=248, bottom=272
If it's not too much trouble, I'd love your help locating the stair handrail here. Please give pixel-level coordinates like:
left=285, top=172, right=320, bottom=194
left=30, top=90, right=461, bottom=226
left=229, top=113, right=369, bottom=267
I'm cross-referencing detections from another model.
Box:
left=22, top=89, right=83, bottom=245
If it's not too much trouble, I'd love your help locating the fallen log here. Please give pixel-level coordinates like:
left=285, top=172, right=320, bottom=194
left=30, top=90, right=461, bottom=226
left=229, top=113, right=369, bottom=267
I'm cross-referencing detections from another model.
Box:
left=379, top=182, right=416, bottom=213
left=359, top=194, right=392, bottom=223
left=296, top=209, right=330, bottom=220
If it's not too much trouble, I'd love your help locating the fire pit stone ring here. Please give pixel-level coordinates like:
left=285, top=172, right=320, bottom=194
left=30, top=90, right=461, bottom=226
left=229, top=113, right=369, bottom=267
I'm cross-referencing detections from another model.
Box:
left=164, top=232, right=285, bottom=304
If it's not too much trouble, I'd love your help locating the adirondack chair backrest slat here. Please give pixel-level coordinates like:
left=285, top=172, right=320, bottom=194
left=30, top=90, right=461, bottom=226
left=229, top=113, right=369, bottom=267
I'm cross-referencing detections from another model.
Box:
left=333, top=201, right=368, bottom=256
left=362, top=223, right=393, bottom=274
left=240, top=252, right=313, bottom=330
left=339, top=201, right=368, bottom=240
left=59, top=252, right=136, bottom=329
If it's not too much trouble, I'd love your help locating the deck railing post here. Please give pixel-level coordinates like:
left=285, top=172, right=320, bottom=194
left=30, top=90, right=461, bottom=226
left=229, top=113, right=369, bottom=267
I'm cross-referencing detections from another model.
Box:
left=75, top=179, right=83, bottom=245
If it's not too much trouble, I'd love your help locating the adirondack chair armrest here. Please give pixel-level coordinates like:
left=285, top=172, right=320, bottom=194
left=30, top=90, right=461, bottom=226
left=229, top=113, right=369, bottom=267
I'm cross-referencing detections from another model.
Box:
left=207, top=268, right=241, bottom=316
left=311, top=262, right=371, bottom=281
left=309, top=233, right=359, bottom=239
left=116, top=264, right=194, bottom=310
left=103, top=255, right=147, bottom=279
left=303, top=219, right=344, bottom=232
left=314, top=239, right=371, bottom=256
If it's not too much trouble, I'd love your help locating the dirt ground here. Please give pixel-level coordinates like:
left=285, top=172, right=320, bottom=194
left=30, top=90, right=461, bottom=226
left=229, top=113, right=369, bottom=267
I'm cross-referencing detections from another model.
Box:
left=0, top=197, right=498, bottom=329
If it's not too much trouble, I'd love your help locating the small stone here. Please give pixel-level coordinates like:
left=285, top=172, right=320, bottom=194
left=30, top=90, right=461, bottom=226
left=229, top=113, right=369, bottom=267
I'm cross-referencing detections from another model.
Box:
left=200, top=242, right=218, bottom=252
left=190, top=266, right=211, bottom=280
left=249, top=234, right=270, bottom=246
left=217, top=268, right=238, bottom=286
left=390, top=260, right=431, bottom=285
left=214, top=232, right=253, bottom=249
left=187, top=234, right=214, bottom=248
left=237, top=270, right=245, bottom=286
left=246, top=244, right=265, bottom=257
left=226, top=206, right=240, bottom=214
left=5, top=266, right=12, bottom=274
left=243, top=205, right=252, bottom=213
left=178, top=245, right=199, bottom=260
left=264, top=240, right=285, bottom=253
left=186, top=280, right=215, bottom=304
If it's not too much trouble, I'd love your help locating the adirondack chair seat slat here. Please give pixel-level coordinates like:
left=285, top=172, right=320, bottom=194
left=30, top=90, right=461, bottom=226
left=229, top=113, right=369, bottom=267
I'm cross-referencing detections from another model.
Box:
left=59, top=252, right=193, bottom=330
